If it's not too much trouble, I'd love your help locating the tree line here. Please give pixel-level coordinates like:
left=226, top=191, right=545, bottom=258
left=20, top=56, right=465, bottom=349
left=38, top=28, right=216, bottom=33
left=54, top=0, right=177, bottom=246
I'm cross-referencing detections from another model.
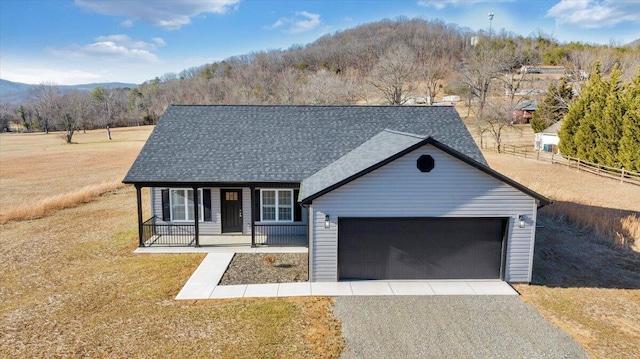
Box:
left=558, top=64, right=640, bottom=172
left=1, top=17, right=639, bottom=148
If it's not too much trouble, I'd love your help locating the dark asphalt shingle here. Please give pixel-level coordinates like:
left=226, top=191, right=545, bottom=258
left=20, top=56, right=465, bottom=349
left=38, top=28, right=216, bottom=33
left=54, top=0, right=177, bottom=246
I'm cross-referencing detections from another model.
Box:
left=123, top=105, right=485, bottom=184
left=300, top=129, right=426, bottom=200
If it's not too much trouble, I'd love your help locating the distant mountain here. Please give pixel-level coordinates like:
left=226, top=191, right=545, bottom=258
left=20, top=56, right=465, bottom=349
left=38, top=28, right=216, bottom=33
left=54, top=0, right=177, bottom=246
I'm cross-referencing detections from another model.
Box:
left=627, top=38, right=640, bottom=47
left=0, top=79, right=138, bottom=105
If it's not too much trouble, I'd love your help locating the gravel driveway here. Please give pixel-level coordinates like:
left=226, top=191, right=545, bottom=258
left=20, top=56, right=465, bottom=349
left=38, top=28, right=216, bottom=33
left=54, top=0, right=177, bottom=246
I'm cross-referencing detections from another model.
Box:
left=333, top=296, right=587, bottom=359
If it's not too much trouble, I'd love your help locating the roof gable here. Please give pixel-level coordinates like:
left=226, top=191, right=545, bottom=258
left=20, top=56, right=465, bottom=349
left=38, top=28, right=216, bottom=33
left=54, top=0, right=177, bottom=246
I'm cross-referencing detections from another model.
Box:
left=300, top=129, right=427, bottom=200
left=300, top=129, right=551, bottom=206
left=123, top=105, right=485, bottom=184
left=540, top=120, right=562, bottom=134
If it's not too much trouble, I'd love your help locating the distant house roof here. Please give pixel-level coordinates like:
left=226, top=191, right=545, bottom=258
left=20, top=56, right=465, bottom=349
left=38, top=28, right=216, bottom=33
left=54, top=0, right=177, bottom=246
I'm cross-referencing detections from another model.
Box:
left=515, top=100, right=537, bottom=111
left=123, top=105, right=485, bottom=185
left=299, top=129, right=551, bottom=206
left=540, top=121, right=562, bottom=135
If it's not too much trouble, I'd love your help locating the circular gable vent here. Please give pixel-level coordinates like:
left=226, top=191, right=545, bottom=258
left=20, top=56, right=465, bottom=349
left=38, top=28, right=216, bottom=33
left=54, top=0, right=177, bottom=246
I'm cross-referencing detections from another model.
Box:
left=417, top=155, right=435, bottom=172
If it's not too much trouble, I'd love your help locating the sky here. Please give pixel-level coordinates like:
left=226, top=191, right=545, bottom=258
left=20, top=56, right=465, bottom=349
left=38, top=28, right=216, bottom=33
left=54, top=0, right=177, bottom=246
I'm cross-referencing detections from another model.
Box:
left=1, top=0, right=639, bottom=86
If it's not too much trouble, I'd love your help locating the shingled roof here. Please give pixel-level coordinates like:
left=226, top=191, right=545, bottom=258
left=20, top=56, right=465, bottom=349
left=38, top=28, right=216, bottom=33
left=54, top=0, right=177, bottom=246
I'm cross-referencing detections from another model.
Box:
left=300, top=129, right=426, bottom=201
left=123, top=105, right=485, bottom=185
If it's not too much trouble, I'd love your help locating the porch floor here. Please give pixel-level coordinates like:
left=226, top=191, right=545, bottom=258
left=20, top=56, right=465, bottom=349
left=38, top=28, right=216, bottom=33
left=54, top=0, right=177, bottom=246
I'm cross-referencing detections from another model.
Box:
left=139, top=235, right=307, bottom=251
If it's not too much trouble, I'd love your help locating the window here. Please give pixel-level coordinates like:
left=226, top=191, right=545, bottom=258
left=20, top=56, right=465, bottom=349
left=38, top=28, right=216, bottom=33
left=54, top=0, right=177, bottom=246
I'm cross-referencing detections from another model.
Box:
left=260, top=189, right=293, bottom=222
left=170, top=189, right=204, bottom=221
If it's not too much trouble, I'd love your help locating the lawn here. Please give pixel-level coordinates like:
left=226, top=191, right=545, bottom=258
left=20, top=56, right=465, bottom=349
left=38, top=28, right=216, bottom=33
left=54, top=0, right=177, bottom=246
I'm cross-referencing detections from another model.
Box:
left=484, top=151, right=640, bottom=359
left=0, top=128, right=343, bottom=358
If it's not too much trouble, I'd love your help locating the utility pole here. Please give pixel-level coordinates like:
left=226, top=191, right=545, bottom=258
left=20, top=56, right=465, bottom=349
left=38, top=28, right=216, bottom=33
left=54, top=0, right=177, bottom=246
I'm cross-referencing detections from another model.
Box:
left=488, top=12, right=494, bottom=37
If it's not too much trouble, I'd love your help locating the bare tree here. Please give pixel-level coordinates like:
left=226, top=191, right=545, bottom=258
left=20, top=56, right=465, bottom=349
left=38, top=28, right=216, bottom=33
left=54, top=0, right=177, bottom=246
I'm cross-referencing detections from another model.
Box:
left=460, top=40, right=514, bottom=120
left=30, top=82, right=61, bottom=134
left=500, top=66, right=533, bottom=107
left=276, top=68, right=302, bottom=104
left=92, top=87, right=114, bottom=129
left=300, top=70, right=358, bottom=105
left=418, top=54, right=454, bottom=104
left=480, top=100, right=520, bottom=152
left=368, top=44, right=418, bottom=105
left=59, top=90, right=92, bottom=142
left=0, top=103, right=13, bottom=132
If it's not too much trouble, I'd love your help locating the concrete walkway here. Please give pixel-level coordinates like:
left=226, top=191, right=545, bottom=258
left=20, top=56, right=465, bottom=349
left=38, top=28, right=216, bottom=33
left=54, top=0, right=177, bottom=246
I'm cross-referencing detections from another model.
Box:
left=174, top=253, right=517, bottom=300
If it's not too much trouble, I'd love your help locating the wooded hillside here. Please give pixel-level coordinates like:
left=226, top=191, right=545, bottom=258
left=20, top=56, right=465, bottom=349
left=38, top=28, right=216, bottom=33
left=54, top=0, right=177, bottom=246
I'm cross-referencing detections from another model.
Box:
left=2, top=17, right=639, bottom=148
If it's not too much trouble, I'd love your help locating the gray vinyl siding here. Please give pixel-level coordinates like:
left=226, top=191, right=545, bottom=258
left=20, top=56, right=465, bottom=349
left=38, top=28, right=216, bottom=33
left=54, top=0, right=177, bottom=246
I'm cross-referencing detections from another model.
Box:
left=150, top=187, right=305, bottom=236
left=151, top=187, right=220, bottom=235
left=242, top=188, right=252, bottom=234
left=309, top=144, right=537, bottom=283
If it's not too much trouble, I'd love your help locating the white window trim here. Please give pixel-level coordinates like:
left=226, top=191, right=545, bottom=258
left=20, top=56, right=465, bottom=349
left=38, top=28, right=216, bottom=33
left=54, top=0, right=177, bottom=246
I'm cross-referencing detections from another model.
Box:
left=169, top=188, right=204, bottom=222
left=260, top=189, right=294, bottom=222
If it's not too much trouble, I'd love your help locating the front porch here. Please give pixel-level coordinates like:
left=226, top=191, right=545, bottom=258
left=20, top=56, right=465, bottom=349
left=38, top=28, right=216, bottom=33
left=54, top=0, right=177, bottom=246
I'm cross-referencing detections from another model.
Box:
left=140, top=216, right=307, bottom=247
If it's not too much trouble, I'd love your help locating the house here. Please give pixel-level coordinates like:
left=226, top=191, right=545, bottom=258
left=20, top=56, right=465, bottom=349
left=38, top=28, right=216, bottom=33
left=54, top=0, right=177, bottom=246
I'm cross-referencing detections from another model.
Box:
left=123, top=105, right=550, bottom=283
left=442, top=95, right=460, bottom=102
left=519, top=65, right=566, bottom=74
left=512, top=100, right=537, bottom=124
left=534, top=121, right=562, bottom=153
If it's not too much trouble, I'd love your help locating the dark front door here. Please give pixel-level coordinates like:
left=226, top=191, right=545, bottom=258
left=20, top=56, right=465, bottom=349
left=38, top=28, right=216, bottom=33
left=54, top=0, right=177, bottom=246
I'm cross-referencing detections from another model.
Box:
left=221, top=189, right=243, bottom=233
left=338, top=217, right=507, bottom=280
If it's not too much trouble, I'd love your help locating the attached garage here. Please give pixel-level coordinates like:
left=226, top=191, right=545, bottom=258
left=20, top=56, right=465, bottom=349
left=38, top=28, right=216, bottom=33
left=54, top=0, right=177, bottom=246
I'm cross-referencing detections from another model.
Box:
left=300, top=130, right=550, bottom=283
left=338, top=217, right=508, bottom=280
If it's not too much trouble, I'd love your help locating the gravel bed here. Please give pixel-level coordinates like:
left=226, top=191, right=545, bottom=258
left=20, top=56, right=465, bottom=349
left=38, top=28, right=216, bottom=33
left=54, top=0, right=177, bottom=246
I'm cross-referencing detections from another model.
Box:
left=219, top=253, right=308, bottom=285
left=334, top=296, right=587, bottom=359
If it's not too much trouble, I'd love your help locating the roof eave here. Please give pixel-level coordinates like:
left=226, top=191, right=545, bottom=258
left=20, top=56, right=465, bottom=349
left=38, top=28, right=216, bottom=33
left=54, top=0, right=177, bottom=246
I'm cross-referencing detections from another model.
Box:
left=122, top=180, right=301, bottom=188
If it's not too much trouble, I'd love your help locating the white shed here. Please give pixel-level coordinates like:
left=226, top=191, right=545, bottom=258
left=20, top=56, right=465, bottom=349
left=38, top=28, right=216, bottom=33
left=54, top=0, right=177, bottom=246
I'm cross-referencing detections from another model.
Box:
left=534, top=121, right=562, bottom=153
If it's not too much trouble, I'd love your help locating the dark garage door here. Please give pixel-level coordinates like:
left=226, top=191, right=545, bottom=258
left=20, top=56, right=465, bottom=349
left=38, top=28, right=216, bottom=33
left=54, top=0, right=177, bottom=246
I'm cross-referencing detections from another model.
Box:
left=338, top=218, right=507, bottom=280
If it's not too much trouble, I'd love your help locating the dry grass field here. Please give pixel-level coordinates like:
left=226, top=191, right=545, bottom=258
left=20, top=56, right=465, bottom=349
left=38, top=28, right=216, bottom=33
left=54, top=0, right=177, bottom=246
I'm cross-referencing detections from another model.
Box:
left=0, top=127, right=150, bottom=223
left=485, top=151, right=640, bottom=358
left=0, top=128, right=343, bottom=358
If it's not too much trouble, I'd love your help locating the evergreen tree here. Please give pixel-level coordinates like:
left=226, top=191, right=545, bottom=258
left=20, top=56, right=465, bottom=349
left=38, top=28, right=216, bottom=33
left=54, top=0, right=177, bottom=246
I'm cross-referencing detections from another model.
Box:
left=560, top=62, right=604, bottom=158
left=618, top=68, right=640, bottom=172
left=593, top=65, right=624, bottom=167
left=530, top=77, right=573, bottom=133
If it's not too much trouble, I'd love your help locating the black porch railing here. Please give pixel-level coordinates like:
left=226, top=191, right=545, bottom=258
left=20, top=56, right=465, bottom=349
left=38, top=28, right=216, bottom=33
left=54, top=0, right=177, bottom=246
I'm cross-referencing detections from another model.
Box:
left=254, top=224, right=307, bottom=246
left=141, top=216, right=196, bottom=246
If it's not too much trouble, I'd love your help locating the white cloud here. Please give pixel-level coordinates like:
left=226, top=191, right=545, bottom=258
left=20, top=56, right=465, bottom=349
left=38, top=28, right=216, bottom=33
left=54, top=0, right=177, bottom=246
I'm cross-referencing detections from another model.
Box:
left=417, top=0, right=513, bottom=9
left=120, top=19, right=133, bottom=28
left=47, top=34, right=165, bottom=63
left=265, top=10, right=321, bottom=33
left=0, top=66, right=104, bottom=85
left=547, top=0, right=640, bottom=28
left=291, top=11, right=321, bottom=32
left=74, top=0, right=240, bottom=30
left=152, top=37, right=167, bottom=47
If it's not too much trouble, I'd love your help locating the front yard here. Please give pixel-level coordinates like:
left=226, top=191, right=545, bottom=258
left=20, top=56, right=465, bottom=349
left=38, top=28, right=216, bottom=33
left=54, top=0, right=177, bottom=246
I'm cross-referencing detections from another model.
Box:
left=0, top=187, right=343, bottom=358
left=0, top=129, right=343, bottom=358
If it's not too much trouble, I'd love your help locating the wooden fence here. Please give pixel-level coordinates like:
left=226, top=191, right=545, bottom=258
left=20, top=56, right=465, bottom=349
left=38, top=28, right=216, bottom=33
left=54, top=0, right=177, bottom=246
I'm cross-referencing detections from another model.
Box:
left=493, top=144, right=640, bottom=186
